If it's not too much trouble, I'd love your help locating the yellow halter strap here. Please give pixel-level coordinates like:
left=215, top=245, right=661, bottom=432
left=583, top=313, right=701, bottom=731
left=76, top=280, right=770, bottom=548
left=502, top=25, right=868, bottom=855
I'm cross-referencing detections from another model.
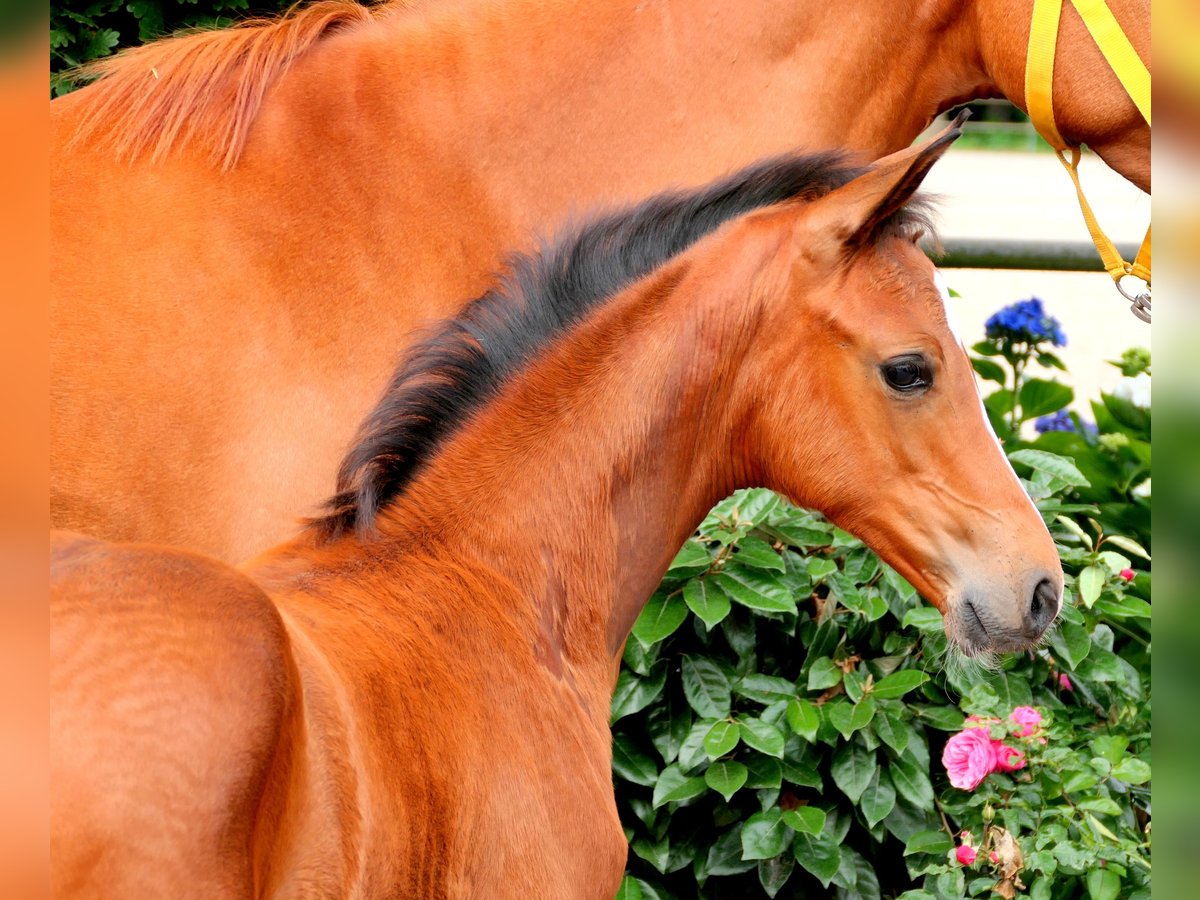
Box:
left=1024, top=0, right=1151, bottom=321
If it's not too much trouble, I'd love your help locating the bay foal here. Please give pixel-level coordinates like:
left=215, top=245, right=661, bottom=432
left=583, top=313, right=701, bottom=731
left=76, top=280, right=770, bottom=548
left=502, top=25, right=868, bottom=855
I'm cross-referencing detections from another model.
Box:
left=50, top=0, right=1150, bottom=560
left=51, top=125, right=1062, bottom=897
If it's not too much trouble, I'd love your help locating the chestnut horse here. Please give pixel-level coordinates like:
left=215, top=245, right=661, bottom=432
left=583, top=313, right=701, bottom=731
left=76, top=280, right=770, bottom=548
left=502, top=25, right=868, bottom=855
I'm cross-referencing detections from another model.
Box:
left=49, top=0, right=1150, bottom=563
left=51, top=124, right=1062, bottom=897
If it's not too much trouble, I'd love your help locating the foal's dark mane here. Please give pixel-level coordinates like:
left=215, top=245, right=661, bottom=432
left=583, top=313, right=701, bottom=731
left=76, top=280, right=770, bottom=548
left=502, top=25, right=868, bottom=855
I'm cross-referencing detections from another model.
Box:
left=313, top=151, right=935, bottom=538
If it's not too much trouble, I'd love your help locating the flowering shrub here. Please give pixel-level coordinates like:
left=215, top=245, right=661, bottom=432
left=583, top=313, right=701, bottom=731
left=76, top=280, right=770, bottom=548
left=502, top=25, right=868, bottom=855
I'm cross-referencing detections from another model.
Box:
left=613, top=297, right=1150, bottom=899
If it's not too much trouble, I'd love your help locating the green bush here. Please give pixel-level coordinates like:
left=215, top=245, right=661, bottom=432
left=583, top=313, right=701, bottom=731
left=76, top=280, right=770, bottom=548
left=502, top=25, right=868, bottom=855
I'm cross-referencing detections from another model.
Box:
left=613, top=299, right=1151, bottom=898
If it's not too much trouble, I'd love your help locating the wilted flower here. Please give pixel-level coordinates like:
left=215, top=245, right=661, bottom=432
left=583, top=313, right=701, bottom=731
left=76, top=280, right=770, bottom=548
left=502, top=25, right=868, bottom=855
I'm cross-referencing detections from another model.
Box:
left=1009, top=706, right=1042, bottom=736
left=956, top=844, right=978, bottom=865
left=943, top=727, right=997, bottom=789
left=985, top=297, right=1066, bottom=347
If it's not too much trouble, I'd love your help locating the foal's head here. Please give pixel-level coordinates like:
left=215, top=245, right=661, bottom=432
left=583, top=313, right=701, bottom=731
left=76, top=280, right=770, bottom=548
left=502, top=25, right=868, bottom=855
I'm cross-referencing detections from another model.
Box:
left=740, top=125, right=1063, bottom=656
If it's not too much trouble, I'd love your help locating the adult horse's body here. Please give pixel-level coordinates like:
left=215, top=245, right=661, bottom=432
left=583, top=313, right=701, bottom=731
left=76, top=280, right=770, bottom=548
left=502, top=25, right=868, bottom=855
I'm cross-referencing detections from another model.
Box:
left=51, top=126, right=1063, bottom=897
left=49, top=0, right=1150, bottom=562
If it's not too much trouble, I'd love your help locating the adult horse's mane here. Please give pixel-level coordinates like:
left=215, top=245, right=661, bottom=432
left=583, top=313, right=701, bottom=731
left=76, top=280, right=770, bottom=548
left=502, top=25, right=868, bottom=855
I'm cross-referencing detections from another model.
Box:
left=315, top=152, right=940, bottom=538
left=68, top=0, right=392, bottom=170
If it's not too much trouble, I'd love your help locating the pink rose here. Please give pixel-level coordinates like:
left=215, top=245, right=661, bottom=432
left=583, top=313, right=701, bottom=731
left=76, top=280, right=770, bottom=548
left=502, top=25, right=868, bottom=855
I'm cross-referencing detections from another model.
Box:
left=1058, top=673, right=1073, bottom=691
left=1119, top=568, right=1135, bottom=582
left=943, top=728, right=996, bottom=790
left=992, top=743, right=1026, bottom=772
left=955, top=844, right=977, bottom=865
left=1009, top=706, right=1042, bottom=736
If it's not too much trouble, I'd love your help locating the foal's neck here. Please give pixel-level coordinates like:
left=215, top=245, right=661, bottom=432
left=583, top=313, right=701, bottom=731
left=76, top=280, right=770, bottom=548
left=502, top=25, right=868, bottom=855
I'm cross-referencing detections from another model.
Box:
left=373, top=228, right=780, bottom=681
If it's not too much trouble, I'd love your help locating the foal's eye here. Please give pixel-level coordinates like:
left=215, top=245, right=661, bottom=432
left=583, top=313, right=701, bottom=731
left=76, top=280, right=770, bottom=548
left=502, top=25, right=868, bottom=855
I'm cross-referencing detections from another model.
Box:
left=881, top=355, right=931, bottom=393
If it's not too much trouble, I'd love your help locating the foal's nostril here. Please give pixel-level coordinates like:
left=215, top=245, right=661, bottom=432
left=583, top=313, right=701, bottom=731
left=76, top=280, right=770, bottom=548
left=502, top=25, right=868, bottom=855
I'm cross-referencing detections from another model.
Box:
left=1026, top=578, right=1059, bottom=636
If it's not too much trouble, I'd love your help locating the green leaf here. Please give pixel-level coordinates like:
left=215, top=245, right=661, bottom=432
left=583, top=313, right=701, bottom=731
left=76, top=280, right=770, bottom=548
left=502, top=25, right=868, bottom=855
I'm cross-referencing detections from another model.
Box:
left=614, top=875, right=642, bottom=900
left=735, top=673, right=796, bottom=704
left=889, top=752, right=935, bottom=810
left=1077, top=797, right=1122, bottom=816
left=744, top=755, right=783, bottom=789
left=704, top=760, right=748, bottom=802
left=668, top=540, right=711, bottom=575
left=806, top=558, right=839, bottom=580
left=757, top=854, right=795, bottom=898
left=826, top=699, right=874, bottom=740
left=870, top=670, right=929, bottom=699
left=872, top=710, right=909, bottom=756
left=1112, top=757, right=1151, bottom=784
left=1051, top=620, right=1092, bottom=669
left=742, top=809, right=790, bottom=860
left=831, top=743, right=874, bottom=803
left=713, top=567, right=796, bottom=613
left=1008, top=448, right=1090, bottom=487
left=1086, top=867, right=1122, bottom=900
left=901, top=607, right=944, bottom=632
left=1019, top=378, right=1073, bottom=419
left=681, top=657, right=731, bottom=718
left=632, top=592, right=689, bottom=644
left=826, top=571, right=866, bottom=612
left=652, top=764, right=707, bottom=808
left=913, top=704, right=967, bottom=730
left=739, top=717, right=786, bottom=758
left=782, top=806, right=826, bottom=835
left=611, top=664, right=667, bottom=722
left=793, top=827, right=841, bottom=887
left=612, top=734, right=658, bottom=787
left=734, top=536, right=786, bottom=571
left=971, top=357, right=1007, bottom=383
left=646, top=693, right=691, bottom=764
left=786, top=698, right=820, bottom=741
left=631, top=835, right=670, bottom=873
left=1103, top=534, right=1150, bottom=560
left=682, top=578, right=731, bottom=629
left=705, top=825, right=756, bottom=876
left=703, top=721, right=740, bottom=759
left=904, top=830, right=953, bottom=856
left=806, top=657, right=842, bottom=690
left=1078, top=564, right=1106, bottom=607
left=859, top=767, right=896, bottom=827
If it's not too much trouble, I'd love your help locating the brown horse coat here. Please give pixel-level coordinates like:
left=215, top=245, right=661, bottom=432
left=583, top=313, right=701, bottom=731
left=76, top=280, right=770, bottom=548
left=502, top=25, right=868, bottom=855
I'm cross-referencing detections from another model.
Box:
left=49, top=0, right=1150, bottom=562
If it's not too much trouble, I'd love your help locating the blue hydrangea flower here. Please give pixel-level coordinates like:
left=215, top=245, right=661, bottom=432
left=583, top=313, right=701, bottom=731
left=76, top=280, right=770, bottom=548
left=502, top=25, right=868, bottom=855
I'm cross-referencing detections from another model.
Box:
left=1034, top=410, right=1075, bottom=433
left=1034, top=409, right=1097, bottom=436
left=985, top=297, right=1066, bottom=347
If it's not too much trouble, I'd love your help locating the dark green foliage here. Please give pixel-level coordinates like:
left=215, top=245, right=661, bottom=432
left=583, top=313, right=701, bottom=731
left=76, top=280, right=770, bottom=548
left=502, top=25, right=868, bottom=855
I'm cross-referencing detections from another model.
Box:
left=50, top=0, right=284, bottom=94
left=613, top=328, right=1151, bottom=898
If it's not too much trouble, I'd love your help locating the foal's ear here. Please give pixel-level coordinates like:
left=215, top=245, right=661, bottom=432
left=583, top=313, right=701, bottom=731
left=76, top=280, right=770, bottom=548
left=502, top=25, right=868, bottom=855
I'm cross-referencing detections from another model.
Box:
left=800, top=111, right=968, bottom=258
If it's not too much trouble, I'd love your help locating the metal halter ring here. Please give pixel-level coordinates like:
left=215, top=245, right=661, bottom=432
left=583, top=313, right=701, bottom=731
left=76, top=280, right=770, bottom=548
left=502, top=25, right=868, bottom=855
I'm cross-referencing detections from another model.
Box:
left=1117, top=275, right=1151, bottom=324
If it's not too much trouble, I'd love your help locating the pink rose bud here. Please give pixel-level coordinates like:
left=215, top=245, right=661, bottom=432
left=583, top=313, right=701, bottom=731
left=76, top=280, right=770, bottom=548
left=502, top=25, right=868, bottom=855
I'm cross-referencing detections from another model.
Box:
left=1058, top=673, right=1073, bottom=691
left=992, top=742, right=1026, bottom=773
left=942, top=728, right=997, bottom=790
left=990, top=851, right=999, bottom=864
left=1009, top=706, right=1042, bottom=736
left=1119, top=568, right=1135, bottom=582
left=955, top=844, right=977, bottom=866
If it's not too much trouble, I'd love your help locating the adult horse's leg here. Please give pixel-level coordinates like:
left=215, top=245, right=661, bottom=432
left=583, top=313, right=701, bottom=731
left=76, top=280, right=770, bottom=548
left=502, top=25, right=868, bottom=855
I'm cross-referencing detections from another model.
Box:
left=50, top=534, right=293, bottom=897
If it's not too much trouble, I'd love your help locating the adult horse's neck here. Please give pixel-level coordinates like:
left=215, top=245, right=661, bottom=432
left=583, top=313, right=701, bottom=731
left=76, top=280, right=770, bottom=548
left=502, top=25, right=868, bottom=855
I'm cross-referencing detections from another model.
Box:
left=275, top=0, right=1146, bottom=223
